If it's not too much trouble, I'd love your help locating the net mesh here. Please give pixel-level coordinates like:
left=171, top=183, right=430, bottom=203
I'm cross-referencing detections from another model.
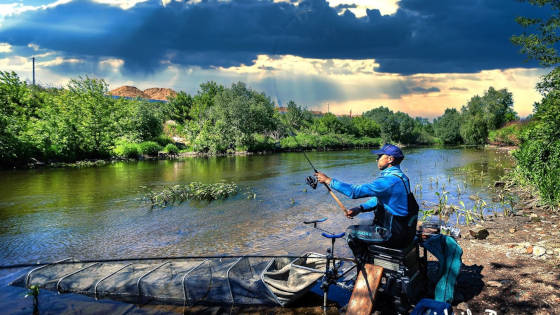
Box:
left=11, top=254, right=340, bottom=307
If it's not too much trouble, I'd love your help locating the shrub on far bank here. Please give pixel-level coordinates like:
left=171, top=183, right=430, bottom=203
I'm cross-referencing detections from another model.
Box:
left=163, top=143, right=179, bottom=155
left=139, top=141, right=162, bottom=156
left=488, top=121, right=532, bottom=146
left=113, top=142, right=140, bottom=158
left=154, top=135, right=173, bottom=147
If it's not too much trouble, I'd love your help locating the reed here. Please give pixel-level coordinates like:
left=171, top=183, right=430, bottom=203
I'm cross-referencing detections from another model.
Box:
left=145, top=182, right=239, bottom=207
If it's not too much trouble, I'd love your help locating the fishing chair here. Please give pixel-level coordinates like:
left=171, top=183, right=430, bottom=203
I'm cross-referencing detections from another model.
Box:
left=346, top=209, right=428, bottom=313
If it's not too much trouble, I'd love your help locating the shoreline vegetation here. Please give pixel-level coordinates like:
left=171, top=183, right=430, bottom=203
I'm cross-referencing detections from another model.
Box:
left=1, top=70, right=557, bottom=208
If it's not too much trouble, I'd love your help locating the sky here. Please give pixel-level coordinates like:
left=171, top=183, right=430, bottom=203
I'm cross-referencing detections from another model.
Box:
left=0, top=0, right=550, bottom=118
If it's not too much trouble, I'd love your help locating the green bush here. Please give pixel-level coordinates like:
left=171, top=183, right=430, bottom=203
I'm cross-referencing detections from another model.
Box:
left=488, top=121, right=532, bottom=146
left=163, top=143, right=179, bottom=155
left=113, top=141, right=140, bottom=158
left=248, top=134, right=276, bottom=151
left=139, top=141, right=162, bottom=156
left=154, top=135, right=173, bottom=147
left=513, top=88, right=560, bottom=206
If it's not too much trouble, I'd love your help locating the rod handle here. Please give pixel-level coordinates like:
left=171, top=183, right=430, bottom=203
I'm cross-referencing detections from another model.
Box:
left=324, top=184, right=352, bottom=219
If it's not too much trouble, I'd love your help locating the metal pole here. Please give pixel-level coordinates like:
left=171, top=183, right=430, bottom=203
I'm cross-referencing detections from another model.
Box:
left=32, top=57, right=35, bottom=86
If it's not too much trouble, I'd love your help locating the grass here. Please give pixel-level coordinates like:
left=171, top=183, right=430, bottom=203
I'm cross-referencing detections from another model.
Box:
left=144, top=182, right=239, bottom=207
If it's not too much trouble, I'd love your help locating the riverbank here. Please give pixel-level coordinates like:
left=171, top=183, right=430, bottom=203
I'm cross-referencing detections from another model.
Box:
left=14, top=144, right=383, bottom=170
left=450, top=175, right=560, bottom=314
left=485, top=143, right=518, bottom=153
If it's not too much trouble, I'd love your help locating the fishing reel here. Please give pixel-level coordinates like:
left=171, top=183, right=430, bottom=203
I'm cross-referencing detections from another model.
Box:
left=306, top=175, right=318, bottom=189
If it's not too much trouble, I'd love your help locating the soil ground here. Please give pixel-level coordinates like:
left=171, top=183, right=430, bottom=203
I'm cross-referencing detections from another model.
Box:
left=452, top=196, right=560, bottom=314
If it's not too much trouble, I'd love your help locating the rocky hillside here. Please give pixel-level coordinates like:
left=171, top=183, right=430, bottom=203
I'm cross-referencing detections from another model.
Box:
left=109, top=86, right=177, bottom=101
left=144, top=88, right=177, bottom=101
left=109, top=86, right=149, bottom=99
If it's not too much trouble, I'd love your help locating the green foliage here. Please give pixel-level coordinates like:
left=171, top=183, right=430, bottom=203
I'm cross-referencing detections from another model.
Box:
left=351, top=116, right=381, bottom=138
left=153, top=134, right=173, bottom=147
left=117, top=99, right=165, bottom=142
left=145, top=182, right=239, bottom=207
left=163, top=143, right=179, bottom=155
left=139, top=141, right=162, bottom=156
left=511, top=0, right=560, bottom=66
left=460, top=115, right=488, bottom=145
left=514, top=88, right=560, bottom=206
left=361, top=107, right=421, bottom=144
left=488, top=121, right=533, bottom=145
left=249, top=134, right=277, bottom=151
left=187, top=82, right=276, bottom=153
left=311, top=113, right=345, bottom=135
left=284, top=100, right=312, bottom=130
left=459, top=87, right=517, bottom=145
left=509, top=0, right=560, bottom=206
left=167, top=91, right=193, bottom=123
left=113, top=141, right=140, bottom=158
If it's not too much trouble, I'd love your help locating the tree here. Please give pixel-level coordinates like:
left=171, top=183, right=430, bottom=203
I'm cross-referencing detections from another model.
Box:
left=167, top=91, right=193, bottom=123
left=511, top=0, right=560, bottom=66
left=433, top=108, right=463, bottom=144
left=311, top=113, right=345, bottom=135
left=285, top=100, right=308, bottom=130
left=190, top=81, right=223, bottom=121
left=395, top=112, right=419, bottom=144
left=481, top=87, right=517, bottom=129
left=194, top=82, right=276, bottom=152
left=352, top=116, right=381, bottom=138
left=511, top=0, right=560, bottom=206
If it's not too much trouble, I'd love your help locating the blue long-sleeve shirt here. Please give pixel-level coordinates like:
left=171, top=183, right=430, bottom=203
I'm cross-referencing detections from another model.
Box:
left=329, top=165, right=411, bottom=217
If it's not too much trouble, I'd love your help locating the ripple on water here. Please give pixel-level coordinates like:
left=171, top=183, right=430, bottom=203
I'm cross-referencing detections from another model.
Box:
left=0, top=148, right=515, bottom=265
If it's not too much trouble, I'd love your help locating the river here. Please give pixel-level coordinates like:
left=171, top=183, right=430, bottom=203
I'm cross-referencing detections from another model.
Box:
left=0, top=147, right=514, bottom=267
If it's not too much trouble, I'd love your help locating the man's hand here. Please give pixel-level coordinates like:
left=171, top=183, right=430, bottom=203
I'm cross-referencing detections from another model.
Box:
left=315, top=172, right=331, bottom=185
left=346, top=206, right=362, bottom=218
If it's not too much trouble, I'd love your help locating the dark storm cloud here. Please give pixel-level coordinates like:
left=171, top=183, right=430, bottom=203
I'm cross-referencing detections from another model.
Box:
left=0, top=0, right=546, bottom=74
left=450, top=87, right=469, bottom=91
left=411, top=86, right=440, bottom=93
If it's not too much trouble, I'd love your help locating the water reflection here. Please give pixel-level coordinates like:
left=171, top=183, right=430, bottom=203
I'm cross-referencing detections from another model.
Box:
left=0, top=148, right=514, bottom=265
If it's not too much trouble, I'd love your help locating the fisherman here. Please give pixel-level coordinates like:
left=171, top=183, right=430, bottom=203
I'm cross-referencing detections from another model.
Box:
left=315, top=143, right=418, bottom=249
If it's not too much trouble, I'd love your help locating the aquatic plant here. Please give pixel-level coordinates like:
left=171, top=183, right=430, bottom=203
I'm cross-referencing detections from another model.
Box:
left=434, top=190, right=449, bottom=223
left=473, top=198, right=488, bottom=220
left=145, top=182, right=239, bottom=207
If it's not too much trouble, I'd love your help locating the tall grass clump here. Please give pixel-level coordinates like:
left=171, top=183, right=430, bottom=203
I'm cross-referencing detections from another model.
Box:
left=113, top=141, right=140, bottom=158
left=139, top=141, right=162, bottom=156
left=145, top=182, right=239, bottom=207
left=163, top=143, right=179, bottom=155
left=512, top=84, right=560, bottom=208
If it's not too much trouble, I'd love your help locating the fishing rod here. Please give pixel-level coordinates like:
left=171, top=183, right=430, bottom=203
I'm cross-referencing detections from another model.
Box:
left=282, top=119, right=351, bottom=218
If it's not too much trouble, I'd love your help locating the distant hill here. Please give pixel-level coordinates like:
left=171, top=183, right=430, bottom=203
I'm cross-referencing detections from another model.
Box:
left=109, top=86, right=177, bottom=101
left=143, top=88, right=177, bottom=101
left=109, top=86, right=149, bottom=99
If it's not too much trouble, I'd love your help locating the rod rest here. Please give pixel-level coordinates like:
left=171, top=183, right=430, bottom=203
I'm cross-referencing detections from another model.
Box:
left=321, top=232, right=346, bottom=239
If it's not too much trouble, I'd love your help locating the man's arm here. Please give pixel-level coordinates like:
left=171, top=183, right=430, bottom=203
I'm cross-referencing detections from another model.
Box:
left=329, top=177, right=392, bottom=200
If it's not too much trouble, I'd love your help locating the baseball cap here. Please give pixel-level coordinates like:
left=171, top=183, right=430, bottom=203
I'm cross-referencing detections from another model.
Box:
left=371, top=143, right=404, bottom=159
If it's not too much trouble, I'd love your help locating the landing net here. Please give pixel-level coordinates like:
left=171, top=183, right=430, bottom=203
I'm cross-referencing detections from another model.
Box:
left=11, top=253, right=353, bottom=307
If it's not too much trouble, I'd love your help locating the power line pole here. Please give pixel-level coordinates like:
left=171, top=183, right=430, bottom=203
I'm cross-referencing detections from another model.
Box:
left=32, top=57, right=35, bottom=86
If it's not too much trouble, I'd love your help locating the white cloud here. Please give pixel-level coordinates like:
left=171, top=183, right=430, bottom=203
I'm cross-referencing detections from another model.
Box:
left=92, top=0, right=148, bottom=10
left=0, top=43, right=12, bottom=53
left=218, top=54, right=542, bottom=118
left=39, top=56, right=83, bottom=67
left=0, top=0, right=72, bottom=26
left=99, top=58, right=124, bottom=71
left=326, top=0, right=399, bottom=16
left=27, top=43, right=40, bottom=51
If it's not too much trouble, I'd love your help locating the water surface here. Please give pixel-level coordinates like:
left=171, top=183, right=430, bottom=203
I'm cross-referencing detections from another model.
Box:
left=0, top=147, right=514, bottom=266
